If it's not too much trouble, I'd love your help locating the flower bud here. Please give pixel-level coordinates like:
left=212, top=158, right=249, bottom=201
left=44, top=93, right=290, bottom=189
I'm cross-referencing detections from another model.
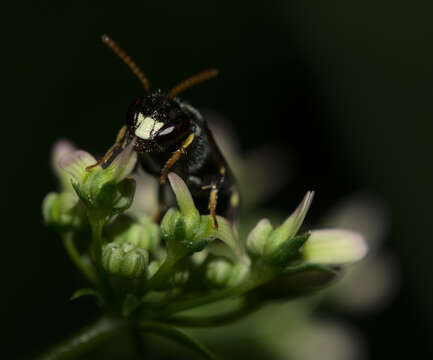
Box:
left=120, top=248, right=148, bottom=278
left=59, top=140, right=137, bottom=217
left=226, top=262, right=250, bottom=287
left=160, top=208, right=182, bottom=242
left=108, top=215, right=159, bottom=252
left=246, top=218, right=273, bottom=257
left=205, top=257, right=249, bottom=288
left=42, top=192, right=84, bottom=230
left=102, top=243, right=148, bottom=279
left=205, top=258, right=233, bottom=288
left=302, top=229, right=367, bottom=265
left=264, top=191, right=314, bottom=259
left=159, top=174, right=219, bottom=254
left=102, top=243, right=123, bottom=274
left=159, top=174, right=239, bottom=258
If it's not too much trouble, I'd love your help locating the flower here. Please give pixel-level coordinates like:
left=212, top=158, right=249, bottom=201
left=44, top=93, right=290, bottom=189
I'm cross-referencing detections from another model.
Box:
left=59, top=139, right=137, bottom=219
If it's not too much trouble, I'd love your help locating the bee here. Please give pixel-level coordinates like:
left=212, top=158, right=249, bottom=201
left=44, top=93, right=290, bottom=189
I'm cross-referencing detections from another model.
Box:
left=88, top=35, right=239, bottom=227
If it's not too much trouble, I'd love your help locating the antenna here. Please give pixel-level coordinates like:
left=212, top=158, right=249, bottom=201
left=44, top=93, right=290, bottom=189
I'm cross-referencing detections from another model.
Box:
left=168, top=69, right=218, bottom=99
left=101, top=34, right=151, bottom=92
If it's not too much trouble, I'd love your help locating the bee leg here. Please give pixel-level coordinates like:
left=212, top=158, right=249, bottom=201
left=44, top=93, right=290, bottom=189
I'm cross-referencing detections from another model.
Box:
left=160, top=133, right=195, bottom=184
left=208, top=184, right=219, bottom=228
left=86, top=125, right=128, bottom=171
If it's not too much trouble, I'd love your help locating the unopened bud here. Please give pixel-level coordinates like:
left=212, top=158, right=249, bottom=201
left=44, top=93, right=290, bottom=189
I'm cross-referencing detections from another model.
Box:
left=108, top=215, right=159, bottom=252
left=264, top=191, right=314, bottom=258
left=102, top=243, right=148, bottom=279
left=205, top=258, right=233, bottom=288
left=120, top=248, right=148, bottom=278
left=302, top=229, right=367, bottom=265
left=205, top=258, right=249, bottom=288
left=59, top=141, right=137, bottom=216
left=42, top=192, right=83, bottom=230
left=246, top=218, right=273, bottom=257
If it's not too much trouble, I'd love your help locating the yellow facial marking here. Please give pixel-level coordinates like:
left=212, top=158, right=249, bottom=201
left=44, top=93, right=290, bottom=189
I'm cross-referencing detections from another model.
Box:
left=135, top=113, right=163, bottom=139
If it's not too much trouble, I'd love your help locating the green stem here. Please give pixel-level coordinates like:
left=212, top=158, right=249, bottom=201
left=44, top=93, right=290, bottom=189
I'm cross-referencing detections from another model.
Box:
left=158, top=266, right=275, bottom=316
left=35, top=317, right=122, bottom=360
left=63, top=233, right=97, bottom=285
left=89, top=216, right=114, bottom=300
left=139, top=321, right=216, bottom=360
left=165, top=298, right=263, bottom=327
left=89, top=217, right=105, bottom=266
left=144, top=253, right=181, bottom=292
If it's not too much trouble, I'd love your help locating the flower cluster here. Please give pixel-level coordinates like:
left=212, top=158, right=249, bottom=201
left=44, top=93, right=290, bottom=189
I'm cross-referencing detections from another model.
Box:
left=42, top=140, right=367, bottom=359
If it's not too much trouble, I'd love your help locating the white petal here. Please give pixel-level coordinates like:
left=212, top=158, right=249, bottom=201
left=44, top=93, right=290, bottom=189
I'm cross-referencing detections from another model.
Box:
left=59, top=150, right=97, bottom=182
left=303, top=229, right=368, bottom=265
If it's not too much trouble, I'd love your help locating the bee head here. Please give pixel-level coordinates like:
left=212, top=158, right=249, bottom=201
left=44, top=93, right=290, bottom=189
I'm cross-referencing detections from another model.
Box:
left=127, top=92, right=192, bottom=152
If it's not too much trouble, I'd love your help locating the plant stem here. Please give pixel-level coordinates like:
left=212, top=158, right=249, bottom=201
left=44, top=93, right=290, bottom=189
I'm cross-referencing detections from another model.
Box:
left=63, top=233, right=97, bottom=285
left=35, top=317, right=122, bottom=360
left=144, top=253, right=181, bottom=291
left=88, top=216, right=114, bottom=300
left=89, top=217, right=105, bottom=266
left=158, top=266, right=275, bottom=316
left=165, top=298, right=263, bottom=327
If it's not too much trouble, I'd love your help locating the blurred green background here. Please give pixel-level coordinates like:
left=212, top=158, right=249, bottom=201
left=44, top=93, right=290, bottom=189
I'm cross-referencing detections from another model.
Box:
left=3, top=1, right=433, bottom=358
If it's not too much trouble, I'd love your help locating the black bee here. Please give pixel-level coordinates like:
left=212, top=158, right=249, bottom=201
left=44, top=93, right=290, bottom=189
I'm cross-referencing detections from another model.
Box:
left=89, top=35, right=239, bottom=227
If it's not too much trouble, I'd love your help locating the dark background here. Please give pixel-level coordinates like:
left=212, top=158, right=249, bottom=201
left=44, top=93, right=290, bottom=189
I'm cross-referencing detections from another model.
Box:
left=3, top=1, right=433, bottom=358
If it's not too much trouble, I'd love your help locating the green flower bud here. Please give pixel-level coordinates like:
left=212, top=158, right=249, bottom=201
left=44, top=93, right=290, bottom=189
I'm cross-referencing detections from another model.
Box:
left=102, top=243, right=148, bottom=279
left=246, top=218, right=273, bottom=257
left=59, top=140, right=137, bottom=217
left=226, top=262, right=250, bottom=287
left=264, top=191, right=314, bottom=258
left=42, top=192, right=84, bottom=230
left=159, top=174, right=221, bottom=255
left=250, top=191, right=314, bottom=266
left=205, top=257, right=250, bottom=288
left=205, top=258, right=233, bottom=288
left=160, top=208, right=182, bottom=242
left=108, top=215, right=159, bottom=252
left=120, top=248, right=148, bottom=278
left=302, top=229, right=367, bottom=265
left=102, top=243, right=123, bottom=274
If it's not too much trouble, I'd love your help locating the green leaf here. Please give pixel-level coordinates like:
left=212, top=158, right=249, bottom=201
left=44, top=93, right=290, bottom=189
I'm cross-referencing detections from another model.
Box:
left=140, top=321, right=216, bottom=359
left=70, top=288, right=101, bottom=301
left=264, top=191, right=314, bottom=257
left=265, top=233, right=310, bottom=266
left=213, top=216, right=241, bottom=257
left=168, top=173, right=198, bottom=217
